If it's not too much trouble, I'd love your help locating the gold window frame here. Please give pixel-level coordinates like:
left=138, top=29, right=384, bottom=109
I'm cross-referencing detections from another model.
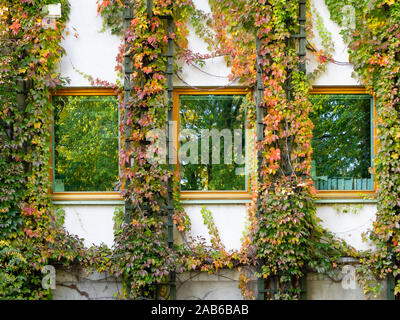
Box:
left=174, top=87, right=252, bottom=200
left=50, top=88, right=123, bottom=201
left=50, top=86, right=376, bottom=201
left=310, top=86, right=377, bottom=200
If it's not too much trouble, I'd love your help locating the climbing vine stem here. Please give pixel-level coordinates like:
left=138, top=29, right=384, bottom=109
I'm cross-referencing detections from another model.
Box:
left=1, top=0, right=385, bottom=300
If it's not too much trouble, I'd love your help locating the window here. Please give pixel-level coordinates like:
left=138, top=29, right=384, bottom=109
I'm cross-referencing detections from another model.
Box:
left=174, top=88, right=251, bottom=199
left=51, top=89, right=121, bottom=201
left=309, top=87, right=375, bottom=196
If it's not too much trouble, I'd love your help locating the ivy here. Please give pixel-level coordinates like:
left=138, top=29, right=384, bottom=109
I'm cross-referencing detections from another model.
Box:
left=202, top=0, right=356, bottom=299
left=0, top=0, right=88, bottom=299
left=2, top=0, right=392, bottom=301
left=97, top=0, right=196, bottom=299
left=324, top=0, right=400, bottom=297
left=96, top=0, right=357, bottom=300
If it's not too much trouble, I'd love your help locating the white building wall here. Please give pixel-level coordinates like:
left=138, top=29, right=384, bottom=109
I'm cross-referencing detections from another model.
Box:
left=58, top=0, right=121, bottom=87
left=61, top=205, right=119, bottom=248
left=307, top=0, right=360, bottom=86
left=59, top=203, right=377, bottom=253
left=316, top=204, right=377, bottom=251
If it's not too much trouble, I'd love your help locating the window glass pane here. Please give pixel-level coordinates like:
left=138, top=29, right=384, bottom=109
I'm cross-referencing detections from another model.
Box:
left=53, top=96, right=119, bottom=192
left=179, top=94, right=246, bottom=191
left=310, top=94, right=373, bottom=190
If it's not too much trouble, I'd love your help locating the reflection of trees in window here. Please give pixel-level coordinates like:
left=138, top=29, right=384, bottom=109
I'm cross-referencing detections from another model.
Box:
left=310, top=94, right=373, bottom=190
left=179, top=95, right=246, bottom=191
left=53, top=96, right=119, bottom=192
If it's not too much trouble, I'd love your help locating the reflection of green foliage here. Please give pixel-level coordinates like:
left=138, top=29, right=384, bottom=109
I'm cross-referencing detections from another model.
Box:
left=310, top=94, right=371, bottom=179
left=179, top=95, right=246, bottom=191
left=53, top=96, right=119, bottom=191
left=112, top=206, right=124, bottom=236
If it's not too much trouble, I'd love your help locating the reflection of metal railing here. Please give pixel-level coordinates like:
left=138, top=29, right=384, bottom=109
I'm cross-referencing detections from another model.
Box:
left=313, top=176, right=373, bottom=190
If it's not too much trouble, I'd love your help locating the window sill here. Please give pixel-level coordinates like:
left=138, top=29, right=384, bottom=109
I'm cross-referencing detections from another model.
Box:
left=315, top=190, right=376, bottom=200
left=51, top=192, right=123, bottom=202
left=180, top=191, right=251, bottom=200
left=51, top=191, right=377, bottom=204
